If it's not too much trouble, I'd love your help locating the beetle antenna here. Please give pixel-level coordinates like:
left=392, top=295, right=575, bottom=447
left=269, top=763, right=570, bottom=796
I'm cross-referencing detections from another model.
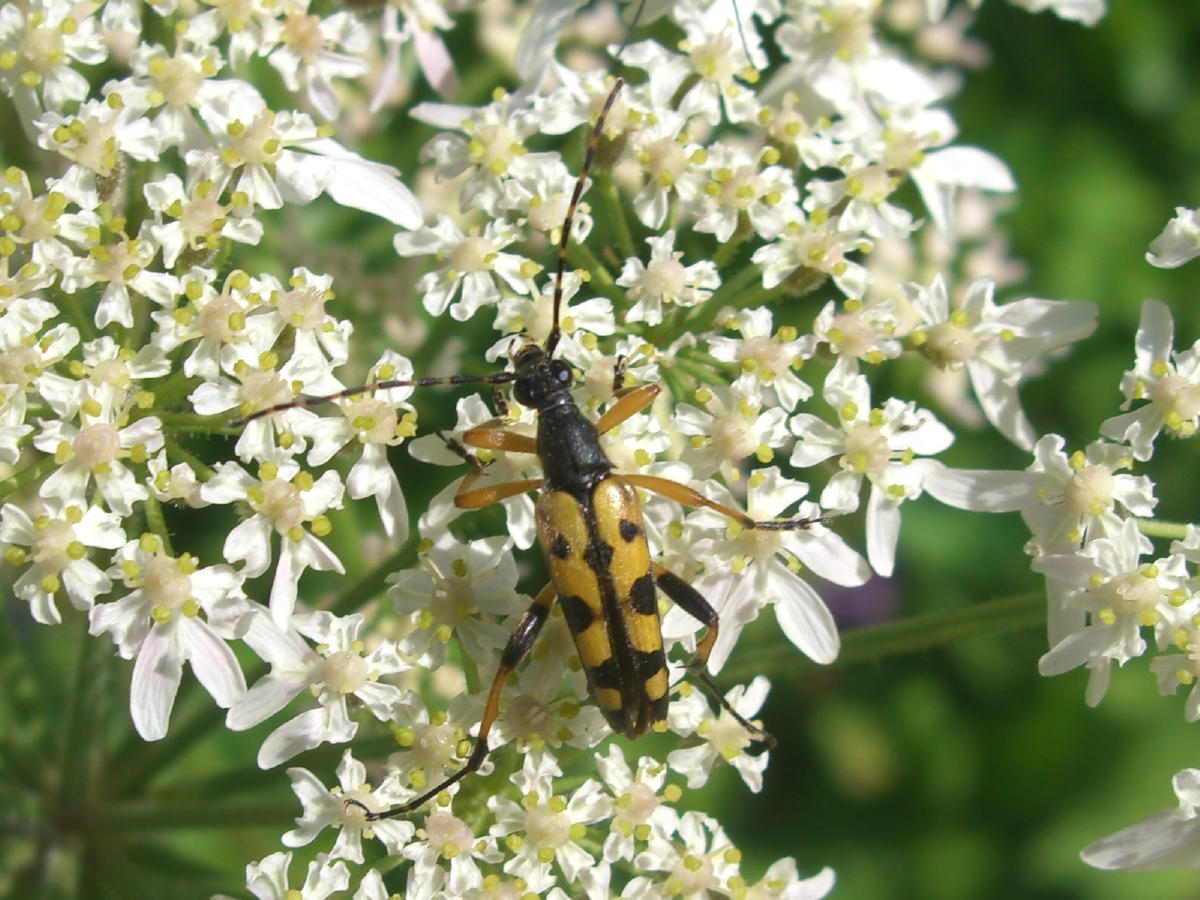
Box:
left=233, top=371, right=517, bottom=428
left=546, top=76, right=623, bottom=360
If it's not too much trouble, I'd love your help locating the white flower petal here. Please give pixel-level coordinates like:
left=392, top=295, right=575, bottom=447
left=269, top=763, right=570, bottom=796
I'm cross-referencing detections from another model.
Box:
left=130, top=627, right=182, bottom=740
left=1082, top=809, right=1200, bottom=870
left=187, top=621, right=247, bottom=708
left=922, top=464, right=1041, bottom=511
left=770, top=561, right=840, bottom=664
left=865, top=489, right=900, bottom=577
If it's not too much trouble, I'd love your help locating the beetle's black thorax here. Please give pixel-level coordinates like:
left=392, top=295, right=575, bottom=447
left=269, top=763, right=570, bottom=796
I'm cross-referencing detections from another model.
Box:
left=511, top=344, right=612, bottom=496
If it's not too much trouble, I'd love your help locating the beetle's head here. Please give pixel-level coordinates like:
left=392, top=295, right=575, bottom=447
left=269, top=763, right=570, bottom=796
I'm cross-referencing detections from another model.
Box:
left=511, top=342, right=572, bottom=409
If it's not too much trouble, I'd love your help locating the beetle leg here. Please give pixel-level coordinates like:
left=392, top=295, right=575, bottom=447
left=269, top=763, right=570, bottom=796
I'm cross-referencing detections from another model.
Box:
left=594, top=383, right=661, bottom=434
left=434, top=428, right=540, bottom=509
left=461, top=424, right=538, bottom=454
left=455, top=477, right=543, bottom=510
left=359, top=582, right=559, bottom=821
left=623, top=473, right=826, bottom=531
left=653, top=564, right=776, bottom=749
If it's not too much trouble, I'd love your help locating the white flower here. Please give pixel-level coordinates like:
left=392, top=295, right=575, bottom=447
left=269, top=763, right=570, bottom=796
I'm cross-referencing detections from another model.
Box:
left=262, top=6, right=369, bottom=121
left=752, top=212, right=872, bottom=300
left=621, top=1, right=761, bottom=126
left=1081, top=768, right=1200, bottom=870
left=1019, top=435, right=1156, bottom=554
left=667, top=675, right=773, bottom=792
left=806, top=151, right=917, bottom=241
left=188, top=354, right=328, bottom=462
left=283, top=750, right=416, bottom=863
left=623, top=108, right=706, bottom=230
left=488, top=748, right=612, bottom=884
left=122, top=39, right=236, bottom=151
left=499, top=157, right=594, bottom=246
left=0, top=0, right=105, bottom=114
left=35, top=94, right=164, bottom=210
left=233, top=850, right=350, bottom=900
left=690, top=144, right=798, bottom=242
left=664, top=467, right=870, bottom=668
left=412, top=90, right=550, bottom=215
left=306, top=351, right=417, bottom=542
left=747, top=857, right=837, bottom=899
left=193, top=90, right=421, bottom=224
left=0, top=499, right=124, bottom=624
left=57, top=222, right=179, bottom=329
left=90, top=536, right=249, bottom=740
left=143, top=174, right=263, bottom=267
left=0, top=383, right=33, bottom=462
left=1012, top=0, right=1107, bottom=27
left=154, top=268, right=277, bottom=381
left=616, top=230, right=719, bottom=326
left=34, top=401, right=163, bottom=517
left=399, top=807, right=501, bottom=895
left=371, top=0, right=457, bottom=109
left=484, top=275, right=614, bottom=371
left=633, top=809, right=743, bottom=897
left=0, top=167, right=99, bottom=275
left=1101, top=297, right=1200, bottom=460
left=907, top=275, right=1097, bottom=450
left=707, top=307, right=815, bottom=411
left=228, top=607, right=411, bottom=766
left=394, top=216, right=535, bottom=321
left=790, top=368, right=953, bottom=576
left=810, top=297, right=903, bottom=374
left=673, top=377, right=791, bottom=482
left=200, top=458, right=345, bottom=625
left=593, top=744, right=680, bottom=863
left=1035, top=519, right=1186, bottom=706
left=1147, top=207, right=1200, bottom=269
left=388, top=533, right=523, bottom=669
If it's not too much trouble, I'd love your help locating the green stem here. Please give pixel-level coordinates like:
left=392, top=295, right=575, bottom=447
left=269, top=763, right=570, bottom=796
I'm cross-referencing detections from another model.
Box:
left=155, top=411, right=235, bottom=434
left=723, top=592, right=1046, bottom=682
left=657, top=363, right=692, bottom=405
left=150, top=369, right=200, bottom=413
left=55, top=285, right=98, bottom=344
left=108, top=679, right=226, bottom=799
left=0, top=455, right=57, bottom=500
left=143, top=494, right=174, bottom=557
left=94, top=800, right=297, bottom=832
left=330, top=532, right=419, bottom=618
left=1137, top=518, right=1194, bottom=541
left=566, top=241, right=618, bottom=296
left=599, top=174, right=637, bottom=261
left=682, top=260, right=762, bottom=331
left=712, top=217, right=753, bottom=269
left=163, top=435, right=215, bottom=481
left=670, top=353, right=727, bottom=388
left=55, top=618, right=98, bottom=817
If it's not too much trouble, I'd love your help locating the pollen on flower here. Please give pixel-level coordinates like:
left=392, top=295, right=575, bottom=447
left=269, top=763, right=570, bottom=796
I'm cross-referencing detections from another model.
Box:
left=74, top=422, right=121, bottom=470
left=322, top=649, right=369, bottom=694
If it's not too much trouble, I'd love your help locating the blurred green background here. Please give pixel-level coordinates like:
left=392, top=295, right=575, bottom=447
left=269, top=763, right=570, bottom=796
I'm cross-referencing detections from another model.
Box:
left=5, top=1, right=1200, bottom=898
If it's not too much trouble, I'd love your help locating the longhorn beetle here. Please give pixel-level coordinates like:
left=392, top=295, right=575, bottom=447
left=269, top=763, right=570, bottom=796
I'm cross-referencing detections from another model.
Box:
left=241, top=78, right=823, bottom=820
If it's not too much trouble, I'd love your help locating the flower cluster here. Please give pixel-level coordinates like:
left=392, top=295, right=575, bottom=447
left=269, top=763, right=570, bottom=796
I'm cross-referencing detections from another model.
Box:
left=12, top=0, right=1194, bottom=893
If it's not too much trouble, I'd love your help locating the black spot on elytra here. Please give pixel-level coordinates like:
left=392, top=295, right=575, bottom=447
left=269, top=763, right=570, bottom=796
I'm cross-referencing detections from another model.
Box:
left=589, top=658, right=622, bottom=689
left=550, top=533, right=570, bottom=559
left=560, top=593, right=594, bottom=634
left=619, top=518, right=639, bottom=542
left=629, top=573, right=657, bottom=615
left=583, top=539, right=613, bottom=573
left=635, top=649, right=666, bottom=681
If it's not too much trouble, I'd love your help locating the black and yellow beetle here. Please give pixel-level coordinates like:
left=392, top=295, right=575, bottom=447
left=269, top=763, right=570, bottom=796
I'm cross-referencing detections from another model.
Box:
left=242, top=78, right=820, bottom=819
